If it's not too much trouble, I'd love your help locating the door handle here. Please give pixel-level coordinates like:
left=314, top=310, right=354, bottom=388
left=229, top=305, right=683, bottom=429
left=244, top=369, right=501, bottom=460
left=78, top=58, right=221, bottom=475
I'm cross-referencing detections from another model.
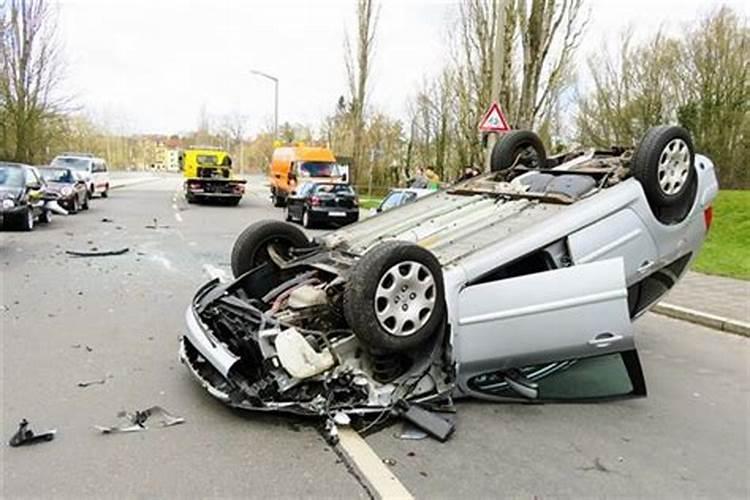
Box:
left=588, top=333, right=623, bottom=347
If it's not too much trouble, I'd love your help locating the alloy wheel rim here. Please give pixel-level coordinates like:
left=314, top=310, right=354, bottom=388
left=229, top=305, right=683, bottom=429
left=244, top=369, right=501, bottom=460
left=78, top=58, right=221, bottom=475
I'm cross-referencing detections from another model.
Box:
left=657, top=138, right=690, bottom=195
left=374, top=261, right=436, bottom=336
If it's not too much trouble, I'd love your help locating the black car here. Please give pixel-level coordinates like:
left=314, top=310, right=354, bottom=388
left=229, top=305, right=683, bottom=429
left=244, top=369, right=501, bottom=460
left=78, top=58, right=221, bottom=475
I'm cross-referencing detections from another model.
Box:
left=39, top=167, right=89, bottom=213
left=0, top=163, right=55, bottom=231
left=285, top=182, right=359, bottom=228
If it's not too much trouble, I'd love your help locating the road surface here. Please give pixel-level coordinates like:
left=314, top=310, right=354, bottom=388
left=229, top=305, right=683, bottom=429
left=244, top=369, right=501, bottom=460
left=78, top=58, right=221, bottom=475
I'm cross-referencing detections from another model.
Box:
left=2, top=174, right=748, bottom=498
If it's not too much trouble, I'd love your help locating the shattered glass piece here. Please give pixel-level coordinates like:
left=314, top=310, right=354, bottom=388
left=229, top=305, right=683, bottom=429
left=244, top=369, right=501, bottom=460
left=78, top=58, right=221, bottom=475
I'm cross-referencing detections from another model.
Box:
left=95, top=406, right=185, bottom=434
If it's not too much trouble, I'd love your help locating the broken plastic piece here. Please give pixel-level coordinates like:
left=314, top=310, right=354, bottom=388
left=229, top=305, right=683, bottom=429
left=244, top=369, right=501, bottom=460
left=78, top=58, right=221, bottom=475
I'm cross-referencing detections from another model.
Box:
left=9, top=419, right=56, bottom=447
left=66, top=248, right=129, bottom=257
left=396, top=423, right=428, bottom=441
left=95, top=406, right=185, bottom=434
left=77, top=377, right=107, bottom=387
left=396, top=402, right=455, bottom=442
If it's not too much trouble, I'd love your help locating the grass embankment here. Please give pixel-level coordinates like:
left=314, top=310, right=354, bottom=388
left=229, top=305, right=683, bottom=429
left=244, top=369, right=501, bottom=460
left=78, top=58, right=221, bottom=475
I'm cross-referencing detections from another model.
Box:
left=358, top=196, right=383, bottom=210
left=693, top=190, right=750, bottom=280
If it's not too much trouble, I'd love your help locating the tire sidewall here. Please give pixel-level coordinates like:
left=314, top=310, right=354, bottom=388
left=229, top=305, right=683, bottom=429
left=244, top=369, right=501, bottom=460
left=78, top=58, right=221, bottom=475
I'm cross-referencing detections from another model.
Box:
left=230, top=220, right=311, bottom=277
left=490, top=130, right=547, bottom=172
left=344, top=242, right=446, bottom=352
left=634, top=126, right=696, bottom=208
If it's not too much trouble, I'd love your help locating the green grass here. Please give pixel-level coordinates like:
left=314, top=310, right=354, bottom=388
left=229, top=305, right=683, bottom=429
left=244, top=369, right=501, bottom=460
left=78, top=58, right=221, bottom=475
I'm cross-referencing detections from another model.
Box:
left=692, top=190, right=750, bottom=280
left=358, top=196, right=383, bottom=210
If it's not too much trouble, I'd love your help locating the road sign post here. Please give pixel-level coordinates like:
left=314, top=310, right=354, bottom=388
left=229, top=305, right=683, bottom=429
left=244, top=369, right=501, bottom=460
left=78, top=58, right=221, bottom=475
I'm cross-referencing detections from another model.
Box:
left=479, top=101, right=511, bottom=171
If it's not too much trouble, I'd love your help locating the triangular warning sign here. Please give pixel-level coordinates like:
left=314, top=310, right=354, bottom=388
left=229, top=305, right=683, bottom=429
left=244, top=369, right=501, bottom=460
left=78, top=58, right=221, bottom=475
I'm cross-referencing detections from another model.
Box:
left=478, top=101, right=511, bottom=133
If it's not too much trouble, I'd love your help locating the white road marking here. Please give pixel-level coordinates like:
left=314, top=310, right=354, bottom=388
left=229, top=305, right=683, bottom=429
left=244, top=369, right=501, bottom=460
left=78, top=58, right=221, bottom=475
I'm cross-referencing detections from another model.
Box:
left=338, top=428, right=414, bottom=500
left=174, top=213, right=183, bottom=223
left=202, top=264, right=229, bottom=282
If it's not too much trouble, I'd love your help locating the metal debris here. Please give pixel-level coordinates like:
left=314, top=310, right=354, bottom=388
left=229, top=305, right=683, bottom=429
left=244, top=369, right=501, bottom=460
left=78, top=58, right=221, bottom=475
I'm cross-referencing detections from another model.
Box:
left=8, top=419, right=56, bottom=447
left=77, top=377, right=108, bottom=387
left=66, top=248, right=130, bottom=257
left=100, top=218, right=114, bottom=223
left=382, top=458, right=397, bottom=466
left=94, top=406, right=185, bottom=434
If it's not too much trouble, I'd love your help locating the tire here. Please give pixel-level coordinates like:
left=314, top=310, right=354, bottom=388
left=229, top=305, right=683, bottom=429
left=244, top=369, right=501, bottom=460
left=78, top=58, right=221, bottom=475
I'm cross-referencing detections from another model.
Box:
left=39, top=210, right=52, bottom=224
left=273, top=192, right=286, bottom=207
left=19, top=207, right=34, bottom=231
left=490, top=130, right=547, bottom=172
left=82, top=193, right=90, bottom=210
left=632, top=125, right=697, bottom=222
left=302, top=209, right=313, bottom=229
left=230, top=220, right=311, bottom=277
left=343, top=241, right=445, bottom=352
left=285, top=208, right=293, bottom=222
left=228, top=197, right=241, bottom=206
left=70, top=197, right=79, bottom=214
left=101, top=185, right=109, bottom=198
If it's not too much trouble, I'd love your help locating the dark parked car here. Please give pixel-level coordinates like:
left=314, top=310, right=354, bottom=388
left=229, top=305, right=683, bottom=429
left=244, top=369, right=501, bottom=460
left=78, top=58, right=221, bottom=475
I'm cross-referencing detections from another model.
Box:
left=0, top=163, right=55, bottom=231
left=285, top=182, right=359, bottom=228
left=39, top=167, right=89, bottom=213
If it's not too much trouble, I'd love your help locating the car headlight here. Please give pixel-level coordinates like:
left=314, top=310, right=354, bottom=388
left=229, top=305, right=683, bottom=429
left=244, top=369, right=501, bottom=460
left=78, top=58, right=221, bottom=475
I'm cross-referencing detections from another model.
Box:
left=61, top=186, right=73, bottom=196
left=2, top=199, right=14, bottom=209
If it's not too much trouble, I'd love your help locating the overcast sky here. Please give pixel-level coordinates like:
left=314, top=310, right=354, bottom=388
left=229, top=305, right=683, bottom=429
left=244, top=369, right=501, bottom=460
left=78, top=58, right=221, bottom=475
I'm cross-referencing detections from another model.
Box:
left=57, top=0, right=747, bottom=136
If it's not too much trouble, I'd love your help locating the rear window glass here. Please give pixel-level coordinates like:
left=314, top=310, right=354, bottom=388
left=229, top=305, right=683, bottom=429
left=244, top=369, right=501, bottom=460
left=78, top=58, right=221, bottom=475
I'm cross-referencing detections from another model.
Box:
left=314, top=184, right=354, bottom=195
left=41, top=168, right=74, bottom=183
left=52, top=157, right=91, bottom=170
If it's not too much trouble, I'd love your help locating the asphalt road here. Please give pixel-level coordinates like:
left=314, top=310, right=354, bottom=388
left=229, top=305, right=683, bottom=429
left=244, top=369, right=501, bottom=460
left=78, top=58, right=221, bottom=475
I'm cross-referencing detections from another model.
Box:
left=2, top=173, right=748, bottom=498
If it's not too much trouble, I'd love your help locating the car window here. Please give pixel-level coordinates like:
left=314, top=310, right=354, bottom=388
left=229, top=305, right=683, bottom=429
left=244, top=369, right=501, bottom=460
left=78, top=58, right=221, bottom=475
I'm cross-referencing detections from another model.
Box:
left=0, top=166, right=24, bottom=187
left=41, top=168, right=74, bottom=183
left=25, top=168, right=41, bottom=187
left=315, top=184, right=354, bottom=195
left=52, top=157, right=91, bottom=171
left=380, top=191, right=404, bottom=211
left=297, top=183, right=314, bottom=196
left=402, top=192, right=418, bottom=204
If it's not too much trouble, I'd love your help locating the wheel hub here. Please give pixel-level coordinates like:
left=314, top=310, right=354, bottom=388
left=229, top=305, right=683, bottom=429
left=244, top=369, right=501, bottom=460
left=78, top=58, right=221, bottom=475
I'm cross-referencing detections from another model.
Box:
left=374, top=261, right=436, bottom=336
left=657, top=138, right=690, bottom=195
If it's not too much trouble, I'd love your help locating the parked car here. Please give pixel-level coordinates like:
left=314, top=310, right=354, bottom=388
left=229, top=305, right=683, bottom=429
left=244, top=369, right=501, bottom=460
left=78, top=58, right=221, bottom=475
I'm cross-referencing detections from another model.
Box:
left=39, top=167, right=89, bottom=213
left=180, top=126, right=717, bottom=435
left=371, top=187, right=433, bottom=215
left=285, top=182, right=359, bottom=228
left=50, top=154, right=110, bottom=198
left=0, top=163, right=56, bottom=230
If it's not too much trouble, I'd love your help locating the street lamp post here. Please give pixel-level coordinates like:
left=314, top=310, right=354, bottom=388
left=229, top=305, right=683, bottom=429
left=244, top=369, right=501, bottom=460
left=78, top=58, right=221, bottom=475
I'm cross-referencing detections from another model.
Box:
left=250, top=69, right=279, bottom=141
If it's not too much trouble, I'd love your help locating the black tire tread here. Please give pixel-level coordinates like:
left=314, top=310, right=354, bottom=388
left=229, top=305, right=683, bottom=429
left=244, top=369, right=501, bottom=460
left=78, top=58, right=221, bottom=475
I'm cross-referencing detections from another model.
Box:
left=490, top=130, right=547, bottom=172
left=230, top=220, right=310, bottom=277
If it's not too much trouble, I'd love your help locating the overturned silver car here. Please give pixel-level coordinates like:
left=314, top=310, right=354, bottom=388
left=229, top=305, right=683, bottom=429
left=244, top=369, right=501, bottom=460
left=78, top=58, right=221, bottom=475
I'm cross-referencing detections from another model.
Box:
left=180, top=126, right=718, bottom=437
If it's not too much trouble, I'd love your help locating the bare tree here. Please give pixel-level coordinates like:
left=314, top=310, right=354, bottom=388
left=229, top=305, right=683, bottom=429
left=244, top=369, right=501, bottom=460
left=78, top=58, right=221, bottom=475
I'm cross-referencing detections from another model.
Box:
left=0, top=0, right=64, bottom=163
left=344, top=0, right=379, bottom=183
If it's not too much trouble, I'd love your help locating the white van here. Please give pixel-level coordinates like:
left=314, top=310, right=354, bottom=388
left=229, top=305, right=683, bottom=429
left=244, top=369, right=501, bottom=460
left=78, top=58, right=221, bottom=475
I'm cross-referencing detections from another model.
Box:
left=50, top=154, right=110, bottom=198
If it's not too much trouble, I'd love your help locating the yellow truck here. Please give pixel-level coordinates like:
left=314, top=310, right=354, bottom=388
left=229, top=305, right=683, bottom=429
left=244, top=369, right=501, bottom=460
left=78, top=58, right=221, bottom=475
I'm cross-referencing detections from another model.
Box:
left=182, top=147, right=246, bottom=205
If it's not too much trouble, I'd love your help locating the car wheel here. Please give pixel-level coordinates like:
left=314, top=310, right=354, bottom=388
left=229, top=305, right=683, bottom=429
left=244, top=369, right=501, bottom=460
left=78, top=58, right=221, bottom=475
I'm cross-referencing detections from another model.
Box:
left=39, top=210, right=52, bottom=224
left=632, top=125, right=697, bottom=224
left=285, top=208, right=293, bottom=222
left=70, top=197, right=79, bottom=214
left=273, top=193, right=286, bottom=207
left=230, top=220, right=311, bottom=277
left=302, top=209, right=313, bottom=229
left=19, top=207, right=34, bottom=231
left=343, top=241, right=445, bottom=352
left=101, top=186, right=109, bottom=198
left=82, top=193, right=90, bottom=210
left=490, top=130, right=547, bottom=172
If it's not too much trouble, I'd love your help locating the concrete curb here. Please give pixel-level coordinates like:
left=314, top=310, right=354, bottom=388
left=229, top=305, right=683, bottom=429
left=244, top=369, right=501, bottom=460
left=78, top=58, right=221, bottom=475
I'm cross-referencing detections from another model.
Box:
left=652, top=302, right=750, bottom=337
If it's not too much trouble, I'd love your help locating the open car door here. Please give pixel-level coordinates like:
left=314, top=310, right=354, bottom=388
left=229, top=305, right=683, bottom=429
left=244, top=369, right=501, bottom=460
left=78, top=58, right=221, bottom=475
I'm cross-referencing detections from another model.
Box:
left=456, top=258, right=646, bottom=401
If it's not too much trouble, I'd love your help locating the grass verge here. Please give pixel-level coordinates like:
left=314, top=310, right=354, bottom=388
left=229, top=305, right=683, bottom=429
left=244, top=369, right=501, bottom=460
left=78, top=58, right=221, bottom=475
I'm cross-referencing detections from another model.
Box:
left=693, top=190, right=749, bottom=280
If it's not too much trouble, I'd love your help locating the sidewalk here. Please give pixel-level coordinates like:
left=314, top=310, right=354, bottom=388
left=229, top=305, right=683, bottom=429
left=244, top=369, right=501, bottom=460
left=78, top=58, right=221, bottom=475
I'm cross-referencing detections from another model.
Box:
left=654, top=271, right=749, bottom=336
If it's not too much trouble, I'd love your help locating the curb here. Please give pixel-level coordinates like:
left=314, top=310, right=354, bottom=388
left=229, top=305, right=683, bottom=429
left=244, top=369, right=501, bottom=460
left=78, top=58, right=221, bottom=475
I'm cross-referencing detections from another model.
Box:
left=652, top=302, right=750, bottom=337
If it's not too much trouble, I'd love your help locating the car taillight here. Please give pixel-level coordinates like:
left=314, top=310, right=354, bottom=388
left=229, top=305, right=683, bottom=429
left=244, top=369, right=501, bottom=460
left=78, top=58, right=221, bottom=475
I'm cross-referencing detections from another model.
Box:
left=704, top=205, right=713, bottom=231
left=310, top=196, right=321, bottom=206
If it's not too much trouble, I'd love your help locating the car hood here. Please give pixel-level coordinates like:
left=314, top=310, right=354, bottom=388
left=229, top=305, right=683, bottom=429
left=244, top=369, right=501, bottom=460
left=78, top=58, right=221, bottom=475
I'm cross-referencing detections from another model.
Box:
left=0, top=186, right=22, bottom=200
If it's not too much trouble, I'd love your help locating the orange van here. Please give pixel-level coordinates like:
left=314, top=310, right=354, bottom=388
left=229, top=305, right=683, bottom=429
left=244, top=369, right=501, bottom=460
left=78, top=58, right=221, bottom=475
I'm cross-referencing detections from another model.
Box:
left=269, top=146, right=346, bottom=206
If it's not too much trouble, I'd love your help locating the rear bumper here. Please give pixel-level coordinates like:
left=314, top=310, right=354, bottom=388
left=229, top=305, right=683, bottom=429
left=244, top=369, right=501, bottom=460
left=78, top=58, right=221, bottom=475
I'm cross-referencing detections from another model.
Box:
left=308, top=207, right=359, bottom=223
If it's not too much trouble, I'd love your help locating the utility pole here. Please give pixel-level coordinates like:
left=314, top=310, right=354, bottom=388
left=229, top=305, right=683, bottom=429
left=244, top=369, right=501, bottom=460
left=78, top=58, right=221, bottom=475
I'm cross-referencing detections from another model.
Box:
left=250, top=69, right=279, bottom=140
left=485, top=0, right=507, bottom=171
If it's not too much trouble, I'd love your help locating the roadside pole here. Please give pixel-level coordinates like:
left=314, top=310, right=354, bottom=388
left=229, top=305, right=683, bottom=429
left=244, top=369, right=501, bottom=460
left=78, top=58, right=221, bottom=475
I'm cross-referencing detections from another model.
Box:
left=484, top=0, right=507, bottom=171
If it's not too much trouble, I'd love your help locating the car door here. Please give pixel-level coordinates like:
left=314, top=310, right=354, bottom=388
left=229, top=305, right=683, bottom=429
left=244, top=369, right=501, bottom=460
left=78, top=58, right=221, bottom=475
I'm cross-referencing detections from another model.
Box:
left=24, top=168, right=45, bottom=216
left=455, top=257, right=646, bottom=401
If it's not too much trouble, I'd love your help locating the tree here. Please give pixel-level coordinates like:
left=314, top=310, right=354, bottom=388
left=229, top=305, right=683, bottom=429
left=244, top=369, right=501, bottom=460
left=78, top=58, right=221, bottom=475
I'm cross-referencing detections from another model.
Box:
left=344, top=0, right=379, bottom=182
left=675, top=7, right=749, bottom=188
left=0, top=0, right=64, bottom=163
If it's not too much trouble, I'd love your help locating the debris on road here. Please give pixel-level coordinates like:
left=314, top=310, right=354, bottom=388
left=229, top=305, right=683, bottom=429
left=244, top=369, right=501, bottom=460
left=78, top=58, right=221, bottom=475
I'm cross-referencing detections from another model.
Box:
left=382, top=458, right=397, bottom=466
left=100, top=218, right=114, bottom=223
left=95, top=406, right=185, bottom=434
left=8, top=419, right=57, bottom=447
left=77, top=377, right=108, bottom=387
left=66, top=248, right=129, bottom=257
left=145, top=218, right=170, bottom=229
left=396, top=402, right=455, bottom=442
left=396, top=424, right=428, bottom=441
